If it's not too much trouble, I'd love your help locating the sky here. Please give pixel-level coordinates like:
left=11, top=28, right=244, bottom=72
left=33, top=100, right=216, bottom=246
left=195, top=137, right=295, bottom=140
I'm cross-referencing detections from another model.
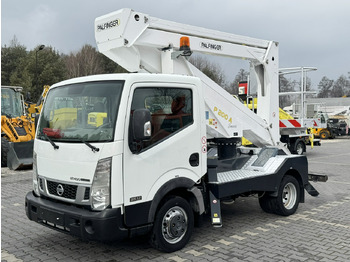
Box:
left=1, top=0, right=350, bottom=90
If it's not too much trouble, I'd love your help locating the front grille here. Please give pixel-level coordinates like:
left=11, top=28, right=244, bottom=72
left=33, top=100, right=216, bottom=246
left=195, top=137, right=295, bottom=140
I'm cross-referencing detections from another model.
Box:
left=47, top=180, right=77, bottom=199
left=39, top=178, right=43, bottom=190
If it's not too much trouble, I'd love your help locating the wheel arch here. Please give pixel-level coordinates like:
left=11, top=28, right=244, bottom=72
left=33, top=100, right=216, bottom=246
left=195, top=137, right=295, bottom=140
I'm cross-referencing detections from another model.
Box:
left=283, top=168, right=305, bottom=203
left=147, top=177, right=204, bottom=223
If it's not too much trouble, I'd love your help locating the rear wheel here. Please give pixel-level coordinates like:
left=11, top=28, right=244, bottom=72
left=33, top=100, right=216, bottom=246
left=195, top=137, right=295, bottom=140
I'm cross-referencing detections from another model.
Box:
left=150, top=196, right=194, bottom=252
left=1, top=137, right=9, bottom=167
left=259, top=193, right=276, bottom=214
left=259, top=175, right=300, bottom=216
left=289, top=138, right=305, bottom=155
left=275, top=175, right=300, bottom=216
left=294, top=140, right=305, bottom=155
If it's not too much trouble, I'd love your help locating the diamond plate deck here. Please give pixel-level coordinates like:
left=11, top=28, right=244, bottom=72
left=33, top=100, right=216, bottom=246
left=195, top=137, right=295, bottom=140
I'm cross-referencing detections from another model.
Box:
left=216, top=156, right=286, bottom=184
left=217, top=169, right=267, bottom=183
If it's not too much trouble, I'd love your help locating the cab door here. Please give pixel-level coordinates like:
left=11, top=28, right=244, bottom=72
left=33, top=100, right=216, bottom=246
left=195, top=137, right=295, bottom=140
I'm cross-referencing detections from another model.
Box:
left=122, top=82, right=205, bottom=227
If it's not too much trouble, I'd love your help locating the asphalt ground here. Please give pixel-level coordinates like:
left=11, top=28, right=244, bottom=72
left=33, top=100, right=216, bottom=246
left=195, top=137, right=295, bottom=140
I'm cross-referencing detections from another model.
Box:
left=1, top=137, right=350, bottom=261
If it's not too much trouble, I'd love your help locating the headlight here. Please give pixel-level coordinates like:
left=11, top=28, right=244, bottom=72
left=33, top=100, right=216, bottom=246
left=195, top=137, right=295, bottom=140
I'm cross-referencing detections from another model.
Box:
left=91, top=158, right=111, bottom=210
left=33, top=152, right=40, bottom=196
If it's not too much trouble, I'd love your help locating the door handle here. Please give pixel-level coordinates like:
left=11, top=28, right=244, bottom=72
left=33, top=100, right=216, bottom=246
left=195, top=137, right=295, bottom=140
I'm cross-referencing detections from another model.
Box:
left=189, top=153, right=199, bottom=167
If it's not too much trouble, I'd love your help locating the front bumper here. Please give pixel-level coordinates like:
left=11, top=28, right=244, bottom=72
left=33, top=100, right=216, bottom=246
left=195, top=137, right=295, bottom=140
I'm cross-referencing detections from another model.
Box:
left=25, top=191, right=128, bottom=242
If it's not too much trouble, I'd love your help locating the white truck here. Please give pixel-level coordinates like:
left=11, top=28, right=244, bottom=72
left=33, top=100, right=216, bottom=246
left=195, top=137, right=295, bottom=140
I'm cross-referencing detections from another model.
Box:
left=25, top=8, right=326, bottom=252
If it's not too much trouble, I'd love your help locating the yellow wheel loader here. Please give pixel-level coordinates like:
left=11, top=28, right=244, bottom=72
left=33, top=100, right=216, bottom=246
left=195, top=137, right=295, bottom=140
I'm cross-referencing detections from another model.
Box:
left=1, top=86, right=36, bottom=170
left=25, top=85, right=50, bottom=121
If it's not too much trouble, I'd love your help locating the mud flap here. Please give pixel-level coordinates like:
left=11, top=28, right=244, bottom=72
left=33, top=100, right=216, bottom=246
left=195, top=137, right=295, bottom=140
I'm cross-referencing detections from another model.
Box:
left=304, top=183, right=319, bottom=197
left=7, top=140, right=34, bottom=170
left=305, top=174, right=328, bottom=197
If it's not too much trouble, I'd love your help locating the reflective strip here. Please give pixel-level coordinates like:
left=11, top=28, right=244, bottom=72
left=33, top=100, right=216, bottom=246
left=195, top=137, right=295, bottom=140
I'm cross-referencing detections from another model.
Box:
left=279, top=119, right=301, bottom=128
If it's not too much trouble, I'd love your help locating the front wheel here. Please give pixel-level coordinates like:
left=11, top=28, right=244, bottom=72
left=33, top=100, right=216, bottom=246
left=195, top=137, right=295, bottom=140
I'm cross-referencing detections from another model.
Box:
left=150, top=196, right=194, bottom=252
left=319, top=131, right=329, bottom=139
left=1, top=137, right=9, bottom=167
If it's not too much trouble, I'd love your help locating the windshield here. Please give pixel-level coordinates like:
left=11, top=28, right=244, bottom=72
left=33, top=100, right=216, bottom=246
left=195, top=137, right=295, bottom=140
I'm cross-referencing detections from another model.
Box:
left=37, top=81, right=124, bottom=143
left=1, top=88, right=24, bottom=118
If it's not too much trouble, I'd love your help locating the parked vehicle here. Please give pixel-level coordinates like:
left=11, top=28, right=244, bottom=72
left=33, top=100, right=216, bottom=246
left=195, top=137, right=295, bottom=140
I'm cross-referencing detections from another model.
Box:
left=25, top=8, right=326, bottom=252
left=1, top=86, right=35, bottom=169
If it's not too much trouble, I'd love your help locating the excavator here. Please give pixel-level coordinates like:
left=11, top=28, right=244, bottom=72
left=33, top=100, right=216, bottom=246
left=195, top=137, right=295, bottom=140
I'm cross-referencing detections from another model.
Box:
left=1, top=86, right=36, bottom=170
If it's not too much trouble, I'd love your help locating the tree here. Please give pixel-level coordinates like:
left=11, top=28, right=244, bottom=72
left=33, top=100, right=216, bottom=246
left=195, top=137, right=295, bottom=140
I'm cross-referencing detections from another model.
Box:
left=1, top=36, right=27, bottom=85
left=37, top=47, right=66, bottom=96
left=64, top=44, right=103, bottom=78
left=189, top=56, right=227, bottom=88
left=64, top=44, right=128, bottom=79
left=279, top=75, right=297, bottom=109
left=345, top=73, right=350, bottom=97
left=9, top=45, right=66, bottom=101
left=98, top=52, right=128, bottom=74
left=331, top=75, right=347, bottom=97
left=317, top=76, right=334, bottom=98
left=303, top=75, right=312, bottom=92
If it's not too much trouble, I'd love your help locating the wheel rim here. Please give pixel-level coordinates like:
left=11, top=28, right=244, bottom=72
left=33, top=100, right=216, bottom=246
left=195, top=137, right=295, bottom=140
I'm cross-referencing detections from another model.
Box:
left=282, top=182, right=297, bottom=210
left=162, top=206, right=188, bottom=244
left=296, top=143, right=303, bottom=155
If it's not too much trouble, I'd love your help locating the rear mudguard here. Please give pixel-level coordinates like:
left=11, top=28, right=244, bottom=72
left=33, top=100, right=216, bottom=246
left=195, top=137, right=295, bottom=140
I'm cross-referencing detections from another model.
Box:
left=7, top=140, right=34, bottom=170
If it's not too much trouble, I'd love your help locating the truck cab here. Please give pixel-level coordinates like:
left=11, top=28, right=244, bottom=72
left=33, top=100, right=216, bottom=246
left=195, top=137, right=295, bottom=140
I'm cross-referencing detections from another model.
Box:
left=26, top=73, right=206, bottom=245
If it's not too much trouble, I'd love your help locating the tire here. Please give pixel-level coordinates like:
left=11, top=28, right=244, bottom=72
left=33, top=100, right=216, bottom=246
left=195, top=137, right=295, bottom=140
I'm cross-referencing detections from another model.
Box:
left=319, top=131, right=329, bottom=139
left=294, top=140, right=305, bottom=155
left=259, top=193, right=276, bottom=214
left=150, top=196, right=194, bottom=252
left=1, top=137, right=9, bottom=167
left=259, top=175, right=300, bottom=216
left=274, top=175, right=300, bottom=216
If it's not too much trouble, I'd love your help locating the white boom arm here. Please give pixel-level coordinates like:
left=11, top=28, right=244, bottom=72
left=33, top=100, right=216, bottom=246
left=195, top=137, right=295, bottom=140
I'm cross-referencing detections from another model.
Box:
left=95, top=8, right=280, bottom=147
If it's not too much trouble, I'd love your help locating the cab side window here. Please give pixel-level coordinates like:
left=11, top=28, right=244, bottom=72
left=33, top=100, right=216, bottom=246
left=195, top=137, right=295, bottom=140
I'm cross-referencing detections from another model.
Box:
left=130, top=87, right=193, bottom=152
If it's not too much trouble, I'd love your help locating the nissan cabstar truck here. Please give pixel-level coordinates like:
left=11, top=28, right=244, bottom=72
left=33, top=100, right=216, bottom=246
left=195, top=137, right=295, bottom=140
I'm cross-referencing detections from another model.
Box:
left=25, top=8, right=326, bottom=252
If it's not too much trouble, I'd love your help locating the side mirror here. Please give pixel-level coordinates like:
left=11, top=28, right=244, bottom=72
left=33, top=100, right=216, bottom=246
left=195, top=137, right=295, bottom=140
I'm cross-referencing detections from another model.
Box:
left=132, top=109, right=151, bottom=141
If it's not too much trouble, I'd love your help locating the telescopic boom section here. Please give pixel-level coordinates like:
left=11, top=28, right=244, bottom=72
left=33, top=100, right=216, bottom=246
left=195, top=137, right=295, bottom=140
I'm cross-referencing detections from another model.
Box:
left=95, top=8, right=280, bottom=147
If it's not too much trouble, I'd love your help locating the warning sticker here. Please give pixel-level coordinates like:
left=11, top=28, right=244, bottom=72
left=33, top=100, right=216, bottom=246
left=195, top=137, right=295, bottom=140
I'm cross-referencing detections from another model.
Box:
left=209, top=118, right=218, bottom=129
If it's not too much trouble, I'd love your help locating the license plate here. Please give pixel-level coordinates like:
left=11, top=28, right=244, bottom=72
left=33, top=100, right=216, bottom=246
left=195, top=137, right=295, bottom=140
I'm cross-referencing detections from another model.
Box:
left=40, top=208, right=64, bottom=226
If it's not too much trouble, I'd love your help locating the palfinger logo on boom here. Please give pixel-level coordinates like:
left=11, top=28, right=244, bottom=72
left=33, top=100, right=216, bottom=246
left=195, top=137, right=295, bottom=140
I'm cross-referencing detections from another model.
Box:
left=97, top=19, right=120, bottom=31
left=200, top=42, right=223, bottom=51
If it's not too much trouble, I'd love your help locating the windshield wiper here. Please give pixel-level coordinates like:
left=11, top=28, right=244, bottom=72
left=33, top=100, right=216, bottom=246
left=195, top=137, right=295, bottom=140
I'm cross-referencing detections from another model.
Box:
left=82, top=140, right=100, bottom=153
left=42, top=134, right=99, bottom=152
left=44, top=134, right=59, bottom=150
